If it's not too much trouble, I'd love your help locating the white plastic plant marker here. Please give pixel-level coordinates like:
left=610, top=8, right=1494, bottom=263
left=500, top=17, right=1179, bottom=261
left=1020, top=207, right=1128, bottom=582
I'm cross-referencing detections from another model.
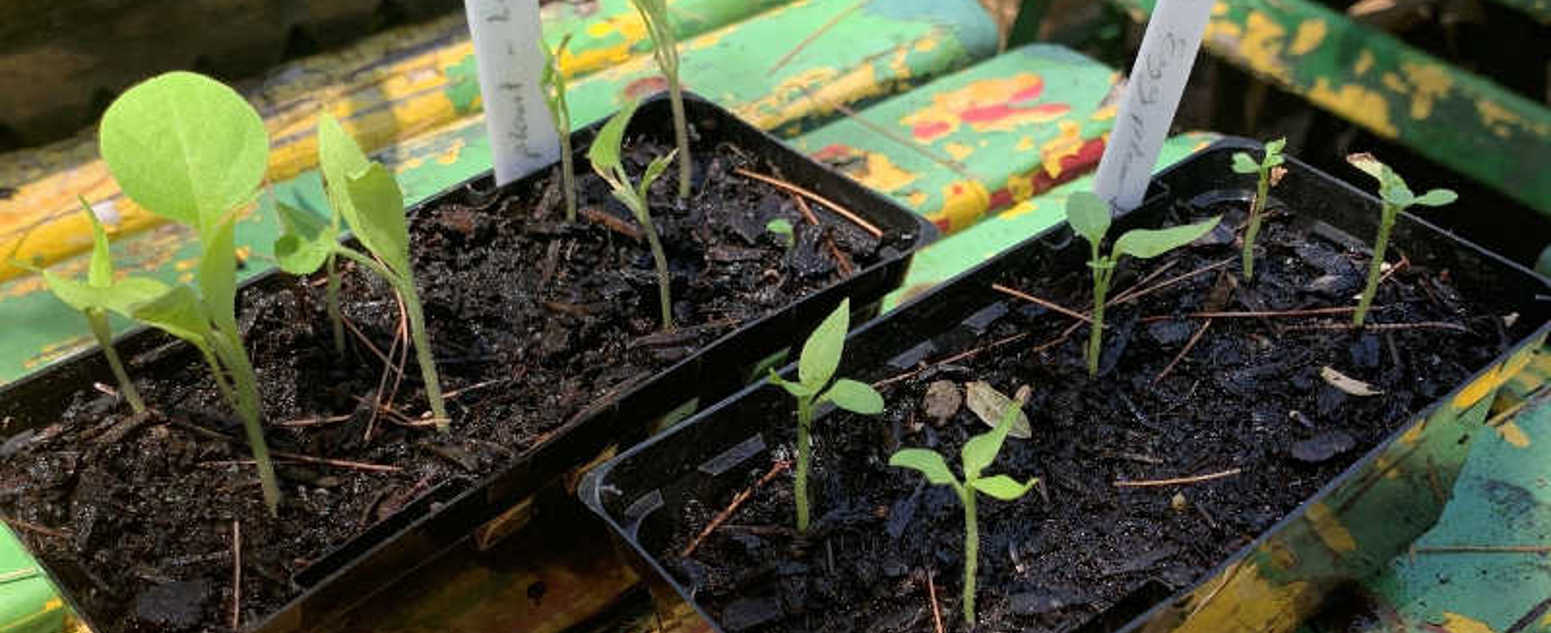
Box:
left=463, top=0, right=560, bottom=185
left=1091, top=0, right=1215, bottom=212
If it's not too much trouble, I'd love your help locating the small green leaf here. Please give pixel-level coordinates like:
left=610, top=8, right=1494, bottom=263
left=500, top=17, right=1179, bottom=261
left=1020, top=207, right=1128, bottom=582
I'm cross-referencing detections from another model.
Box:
left=889, top=448, right=959, bottom=487
left=1064, top=191, right=1111, bottom=247
left=1264, top=137, right=1287, bottom=156
left=273, top=202, right=336, bottom=275
left=342, top=163, right=413, bottom=278
left=81, top=198, right=112, bottom=288
left=1230, top=152, right=1260, bottom=174
left=962, top=402, right=1020, bottom=481
left=98, top=71, right=269, bottom=232
left=132, top=285, right=216, bottom=347
left=318, top=114, right=372, bottom=219
left=767, top=218, right=794, bottom=236
left=638, top=149, right=679, bottom=199
left=822, top=378, right=883, bottom=414
left=1381, top=185, right=1415, bottom=207
left=1112, top=216, right=1222, bottom=260
left=799, top=299, right=850, bottom=390
left=1265, top=154, right=1285, bottom=168
left=970, top=474, right=1036, bottom=500
left=198, top=212, right=240, bottom=334
left=589, top=99, right=640, bottom=178
left=1412, top=188, right=1457, bottom=207
left=1346, top=152, right=1387, bottom=182
left=769, top=370, right=818, bottom=398
left=41, top=272, right=170, bottom=316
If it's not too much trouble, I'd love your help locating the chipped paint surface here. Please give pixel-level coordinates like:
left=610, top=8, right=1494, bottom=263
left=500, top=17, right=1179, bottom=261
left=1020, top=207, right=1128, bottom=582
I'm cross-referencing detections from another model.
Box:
left=1288, top=19, right=1325, bottom=55
left=1304, top=501, right=1357, bottom=553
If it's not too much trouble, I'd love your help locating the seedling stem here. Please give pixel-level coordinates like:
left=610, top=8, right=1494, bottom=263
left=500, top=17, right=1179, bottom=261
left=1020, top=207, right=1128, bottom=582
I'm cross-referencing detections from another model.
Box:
left=1346, top=153, right=1456, bottom=326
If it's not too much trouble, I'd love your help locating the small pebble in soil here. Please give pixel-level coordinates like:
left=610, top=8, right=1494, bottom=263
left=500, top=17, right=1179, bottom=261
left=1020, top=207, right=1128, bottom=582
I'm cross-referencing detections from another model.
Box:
left=921, top=380, right=961, bottom=425
left=133, top=578, right=211, bottom=628
left=1290, top=430, right=1357, bottom=463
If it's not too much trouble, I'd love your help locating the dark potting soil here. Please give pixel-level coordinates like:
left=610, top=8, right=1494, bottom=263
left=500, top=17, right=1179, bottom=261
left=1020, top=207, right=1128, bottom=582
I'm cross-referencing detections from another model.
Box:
left=0, top=136, right=892, bottom=632
left=651, top=203, right=1532, bottom=633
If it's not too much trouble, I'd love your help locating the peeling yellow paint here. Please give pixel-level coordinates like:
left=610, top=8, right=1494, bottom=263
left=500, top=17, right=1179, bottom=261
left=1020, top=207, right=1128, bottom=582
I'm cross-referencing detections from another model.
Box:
left=1203, top=18, right=1244, bottom=49
left=174, top=259, right=197, bottom=272
left=1354, top=50, right=1375, bottom=76
left=1212, top=0, right=1229, bottom=15
left=1000, top=198, right=1038, bottom=220
left=1006, top=172, right=1034, bottom=202
left=1288, top=19, right=1326, bottom=55
left=1173, top=560, right=1317, bottom=633
left=1040, top=120, right=1085, bottom=179
left=1401, top=63, right=1452, bottom=119
left=907, top=191, right=928, bottom=207
left=1498, top=422, right=1531, bottom=448
left=1478, top=99, right=1529, bottom=138
left=854, top=153, right=918, bottom=192
left=1440, top=612, right=1498, bottom=633
left=1015, top=136, right=1035, bottom=152
left=939, top=180, right=990, bottom=233
left=1236, top=11, right=1290, bottom=80
left=437, top=137, right=467, bottom=165
left=736, top=59, right=890, bottom=131
left=178, top=272, right=194, bottom=284
left=1305, top=501, right=1356, bottom=553
left=944, top=142, right=974, bottom=161
left=1307, top=78, right=1398, bottom=137
left=914, top=37, right=938, bottom=52
left=898, top=73, right=1057, bottom=140
left=1090, top=103, right=1117, bottom=121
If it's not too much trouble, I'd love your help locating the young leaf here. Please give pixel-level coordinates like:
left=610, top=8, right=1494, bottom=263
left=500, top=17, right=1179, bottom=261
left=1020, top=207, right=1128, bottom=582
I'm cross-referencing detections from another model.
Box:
left=273, top=202, right=335, bottom=275
left=588, top=98, right=640, bottom=179
left=821, top=378, right=883, bottom=414
left=1230, top=152, right=1260, bottom=174
left=197, top=212, right=240, bottom=335
left=1347, top=152, right=1387, bottom=182
left=83, top=199, right=112, bottom=288
left=98, top=71, right=269, bottom=232
left=1412, top=189, right=1458, bottom=207
left=769, top=371, right=818, bottom=398
left=798, top=299, right=849, bottom=390
left=341, top=163, right=413, bottom=278
left=961, top=402, right=1020, bottom=481
left=969, top=474, right=1036, bottom=500
left=132, top=285, right=216, bottom=345
left=1112, top=216, right=1222, bottom=260
left=318, top=114, right=373, bottom=215
left=637, top=149, right=679, bottom=199
left=1264, top=137, right=1287, bottom=155
left=889, top=449, right=959, bottom=487
left=1064, top=191, right=1111, bottom=247
left=1265, top=154, right=1286, bottom=167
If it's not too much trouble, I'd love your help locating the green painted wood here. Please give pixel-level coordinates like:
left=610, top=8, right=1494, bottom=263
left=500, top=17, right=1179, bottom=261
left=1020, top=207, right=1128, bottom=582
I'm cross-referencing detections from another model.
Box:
left=1112, top=0, right=1551, bottom=215
left=791, top=43, right=1118, bottom=235
left=0, top=527, right=62, bottom=633
left=1486, top=0, right=1551, bottom=23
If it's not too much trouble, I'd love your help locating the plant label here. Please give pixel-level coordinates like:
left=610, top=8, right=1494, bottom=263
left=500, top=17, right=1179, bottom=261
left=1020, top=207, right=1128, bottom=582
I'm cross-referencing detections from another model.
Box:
left=464, top=0, right=561, bottom=185
left=1092, top=0, right=1214, bottom=211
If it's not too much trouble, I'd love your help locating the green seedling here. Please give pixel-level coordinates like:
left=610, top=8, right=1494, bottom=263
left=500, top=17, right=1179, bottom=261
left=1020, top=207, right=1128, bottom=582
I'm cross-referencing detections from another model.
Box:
left=1346, top=153, right=1456, bottom=326
left=890, top=403, right=1037, bottom=625
left=1066, top=192, right=1221, bottom=377
left=766, top=218, right=795, bottom=251
left=589, top=99, right=678, bottom=331
left=768, top=298, right=883, bottom=532
left=98, top=71, right=280, bottom=514
left=540, top=34, right=578, bottom=222
left=274, top=114, right=450, bottom=431
left=19, top=199, right=165, bottom=414
left=632, top=0, right=692, bottom=199
left=1230, top=137, right=1286, bottom=281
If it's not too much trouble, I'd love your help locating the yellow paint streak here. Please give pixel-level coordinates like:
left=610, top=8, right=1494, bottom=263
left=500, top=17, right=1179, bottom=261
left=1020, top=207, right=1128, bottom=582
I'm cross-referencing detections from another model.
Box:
left=1090, top=103, right=1117, bottom=121
left=1288, top=19, right=1326, bottom=55
left=1040, top=120, right=1084, bottom=179
left=938, top=180, right=990, bottom=233
left=855, top=153, right=918, bottom=192
left=898, top=73, right=1057, bottom=138
left=1355, top=50, right=1375, bottom=75
left=1498, top=422, right=1531, bottom=448
left=1305, top=501, right=1356, bottom=553
left=1307, top=78, right=1398, bottom=137
left=943, top=142, right=974, bottom=161
left=907, top=191, right=928, bottom=207
left=436, top=137, right=467, bottom=165
left=1015, top=136, right=1036, bottom=152
left=1005, top=172, right=1034, bottom=202
left=1212, top=0, right=1229, bottom=15
left=1172, top=559, right=1318, bottom=633
left=1401, top=63, right=1452, bottom=119
left=1476, top=99, right=1542, bottom=139
left=1237, top=11, right=1289, bottom=81
left=1203, top=18, right=1244, bottom=48
left=1440, top=612, right=1498, bottom=633
left=735, top=57, right=891, bottom=131
left=1000, top=198, right=1038, bottom=220
left=915, top=37, right=938, bottom=52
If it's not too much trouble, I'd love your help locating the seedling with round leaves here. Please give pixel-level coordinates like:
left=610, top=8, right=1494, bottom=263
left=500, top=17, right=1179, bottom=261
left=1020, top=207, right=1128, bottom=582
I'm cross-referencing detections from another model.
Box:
left=1065, top=191, right=1222, bottom=376
left=97, top=71, right=281, bottom=514
left=273, top=114, right=450, bottom=431
left=588, top=99, right=678, bottom=331
left=767, top=298, right=884, bottom=532
left=766, top=218, right=795, bottom=251
left=1346, top=153, right=1456, bottom=326
left=1230, top=137, right=1286, bottom=281
left=540, top=33, right=578, bottom=222
left=631, top=0, right=692, bottom=200
left=890, top=403, right=1038, bottom=625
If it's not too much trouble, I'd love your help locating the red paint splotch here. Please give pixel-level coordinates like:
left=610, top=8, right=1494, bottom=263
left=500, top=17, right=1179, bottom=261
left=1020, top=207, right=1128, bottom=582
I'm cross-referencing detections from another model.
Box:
left=911, top=121, right=952, bottom=141
left=1009, top=80, right=1044, bottom=103
left=960, top=102, right=1070, bottom=126
left=623, top=76, right=671, bottom=100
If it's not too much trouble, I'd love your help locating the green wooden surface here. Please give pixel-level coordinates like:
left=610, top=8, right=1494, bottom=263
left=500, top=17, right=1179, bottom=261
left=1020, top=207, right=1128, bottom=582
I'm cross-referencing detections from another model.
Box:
left=1112, top=0, right=1551, bottom=216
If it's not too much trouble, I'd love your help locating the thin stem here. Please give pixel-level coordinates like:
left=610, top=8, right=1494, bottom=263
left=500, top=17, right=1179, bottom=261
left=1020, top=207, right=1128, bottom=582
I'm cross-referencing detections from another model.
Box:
left=1087, top=265, right=1111, bottom=377
left=1243, top=170, right=1268, bottom=281
left=1354, top=205, right=1396, bottom=326
left=626, top=197, right=674, bottom=331
left=326, top=253, right=344, bottom=356
left=667, top=73, right=692, bottom=200
left=560, top=132, right=577, bottom=222
left=85, top=309, right=144, bottom=414
left=337, top=248, right=449, bottom=430
left=199, top=345, right=238, bottom=411
left=212, top=331, right=281, bottom=516
left=795, top=397, right=813, bottom=533
left=962, top=489, right=978, bottom=625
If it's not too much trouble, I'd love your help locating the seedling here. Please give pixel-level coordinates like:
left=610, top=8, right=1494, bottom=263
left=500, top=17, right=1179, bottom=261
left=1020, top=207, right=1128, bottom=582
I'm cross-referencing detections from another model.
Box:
left=890, top=403, right=1037, bottom=625
left=1066, top=192, right=1221, bottom=377
left=766, top=218, right=795, bottom=251
left=1346, top=153, right=1456, bottom=326
left=98, top=71, right=280, bottom=514
left=767, top=298, right=883, bottom=532
left=1230, top=137, right=1285, bottom=281
left=540, top=34, right=578, bottom=222
left=19, top=199, right=166, bottom=414
left=589, top=99, right=678, bottom=331
left=274, top=114, right=450, bottom=430
left=632, top=0, right=692, bottom=199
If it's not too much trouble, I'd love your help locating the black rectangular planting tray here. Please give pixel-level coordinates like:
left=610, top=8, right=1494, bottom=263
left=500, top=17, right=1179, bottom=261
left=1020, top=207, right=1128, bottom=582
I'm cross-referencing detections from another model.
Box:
left=0, top=92, right=934, bottom=633
left=579, top=139, right=1551, bottom=633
